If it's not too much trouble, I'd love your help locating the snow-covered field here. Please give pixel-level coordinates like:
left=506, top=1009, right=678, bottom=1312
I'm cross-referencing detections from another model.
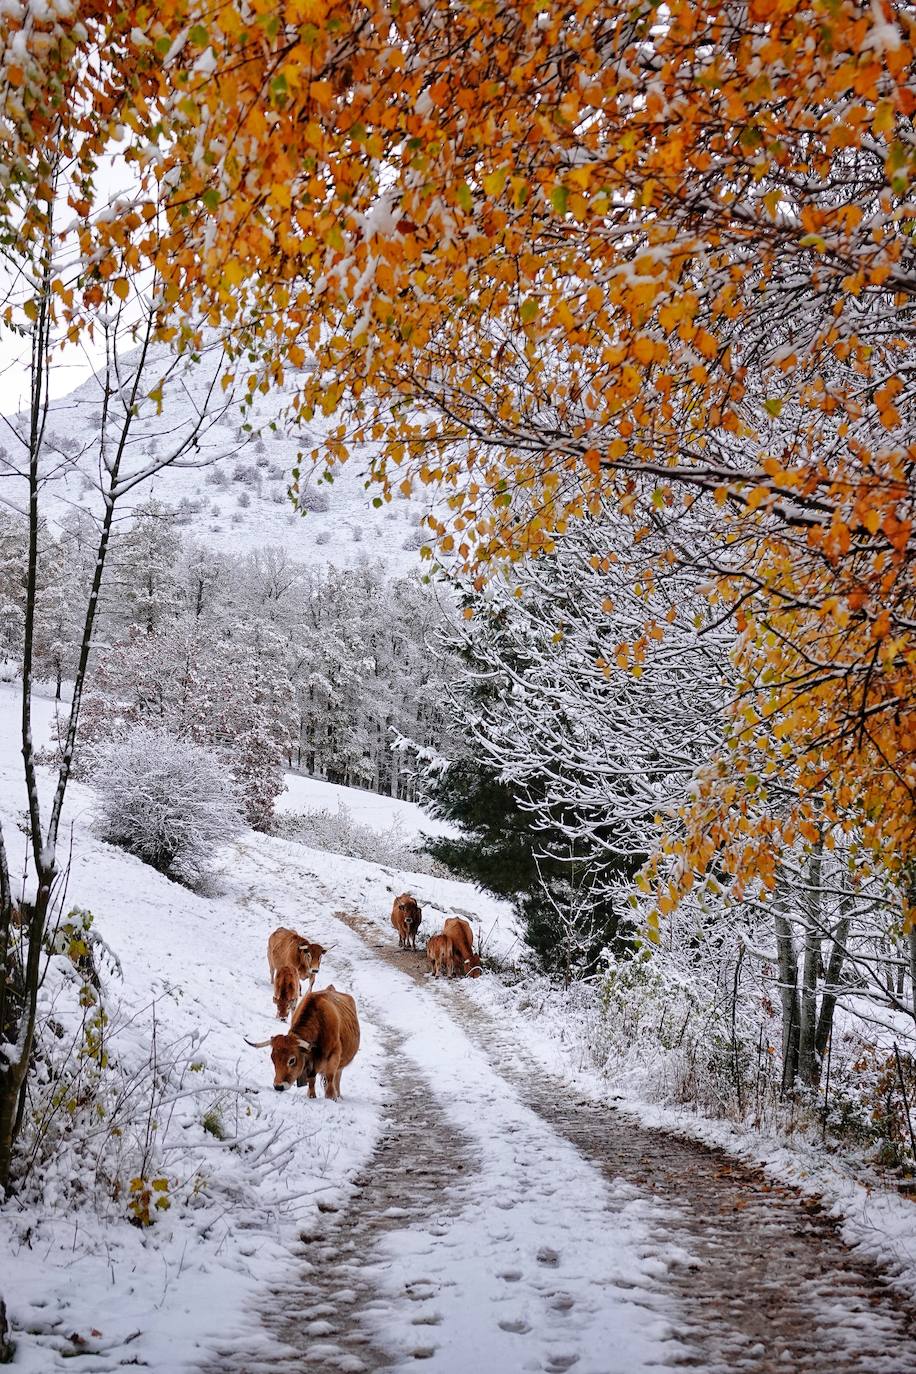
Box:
left=0, top=687, right=679, bottom=1372
left=0, top=349, right=430, bottom=576
left=276, top=772, right=458, bottom=842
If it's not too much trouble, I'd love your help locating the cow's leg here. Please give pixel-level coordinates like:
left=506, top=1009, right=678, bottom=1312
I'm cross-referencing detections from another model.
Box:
left=306, top=1076, right=317, bottom=1099
left=323, top=1056, right=341, bottom=1098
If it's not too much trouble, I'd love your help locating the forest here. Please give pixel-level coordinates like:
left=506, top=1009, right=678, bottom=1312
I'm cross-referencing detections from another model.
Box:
left=1, top=2, right=915, bottom=1371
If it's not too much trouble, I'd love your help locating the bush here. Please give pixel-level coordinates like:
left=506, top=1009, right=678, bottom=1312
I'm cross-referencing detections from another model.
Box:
left=89, top=727, right=244, bottom=884
left=297, top=482, right=331, bottom=513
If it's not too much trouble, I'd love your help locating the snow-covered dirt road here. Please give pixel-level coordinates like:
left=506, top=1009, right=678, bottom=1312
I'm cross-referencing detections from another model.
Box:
left=209, top=842, right=916, bottom=1374
left=3, top=689, right=915, bottom=1374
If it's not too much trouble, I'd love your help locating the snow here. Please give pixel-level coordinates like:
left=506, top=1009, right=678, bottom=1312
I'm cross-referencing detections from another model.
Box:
left=468, top=970, right=916, bottom=1304
left=0, top=350, right=431, bottom=577
left=277, top=772, right=458, bottom=841
left=0, top=685, right=682, bottom=1371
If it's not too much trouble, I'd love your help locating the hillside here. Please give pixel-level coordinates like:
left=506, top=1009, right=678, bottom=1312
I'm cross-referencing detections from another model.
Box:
left=0, top=344, right=428, bottom=576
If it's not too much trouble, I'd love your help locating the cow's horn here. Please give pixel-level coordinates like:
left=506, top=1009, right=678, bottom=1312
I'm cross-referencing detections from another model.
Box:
left=294, top=1036, right=313, bottom=1051
left=244, top=1036, right=273, bottom=1048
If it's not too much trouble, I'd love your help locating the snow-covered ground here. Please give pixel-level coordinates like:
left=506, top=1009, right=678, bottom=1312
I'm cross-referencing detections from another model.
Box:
left=276, top=772, right=458, bottom=842
left=0, top=687, right=682, bottom=1372
left=467, top=973, right=916, bottom=1302
left=0, top=348, right=431, bottom=576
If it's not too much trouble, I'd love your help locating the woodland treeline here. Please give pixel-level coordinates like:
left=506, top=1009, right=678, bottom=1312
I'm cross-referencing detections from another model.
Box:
left=0, top=502, right=448, bottom=807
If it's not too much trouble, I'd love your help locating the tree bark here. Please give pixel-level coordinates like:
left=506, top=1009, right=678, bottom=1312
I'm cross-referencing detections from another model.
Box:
left=815, top=904, right=850, bottom=1062
left=798, top=840, right=824, bottom=1088
left=774, top=887, right=800, bottom=1091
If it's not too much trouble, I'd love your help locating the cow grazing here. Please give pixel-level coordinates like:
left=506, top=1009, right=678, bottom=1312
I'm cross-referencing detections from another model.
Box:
left=246, top=986, right=360, bottom=1099
left=442, top=916, right=482, bottom=978
left=267, top=926, right=329, bottom=996
left=425, top=933, right=453, bottom=979
left=391, top=893, right=422, bottom=950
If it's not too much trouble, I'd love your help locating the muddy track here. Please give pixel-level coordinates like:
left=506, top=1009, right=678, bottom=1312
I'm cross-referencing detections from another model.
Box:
left=337, top=909, right=916, bottom=1374
left=205, top=1018, right=476, bottom=1374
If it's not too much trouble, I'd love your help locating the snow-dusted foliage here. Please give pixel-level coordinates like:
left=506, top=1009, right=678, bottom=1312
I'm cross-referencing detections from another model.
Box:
left=13, top=502, right=456, bottom=814
left=90, top=727, right=244, bottom=883
left=422, top=501, right=731, bottom=968
left=79, top=617, right=294, bottom=831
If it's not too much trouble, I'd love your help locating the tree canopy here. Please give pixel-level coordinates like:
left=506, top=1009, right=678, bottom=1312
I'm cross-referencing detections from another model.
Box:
left=4, top=0, right=915, bottom=902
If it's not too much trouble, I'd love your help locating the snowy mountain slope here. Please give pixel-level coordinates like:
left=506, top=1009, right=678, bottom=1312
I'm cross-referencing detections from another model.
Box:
left=0, top=346, right=429, bottom=575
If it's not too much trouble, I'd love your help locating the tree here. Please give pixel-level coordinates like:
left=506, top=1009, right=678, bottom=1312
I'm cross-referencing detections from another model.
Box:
left=79, top=615, right=295, bottom=830
left=0, top=188, right=241, bottom=1190
left=8, top=2, right=914, bottom=898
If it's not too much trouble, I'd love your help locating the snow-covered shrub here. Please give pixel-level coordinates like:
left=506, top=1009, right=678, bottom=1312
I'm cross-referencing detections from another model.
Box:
left=237, top=490, right=251, bottom=508
left=315, top=528, right=331, bottom=545
left=297, top=482, right=331, bottom=513
left=89, top=727, right=244, bottom=883
left=402, top=526, right=425, bottom=551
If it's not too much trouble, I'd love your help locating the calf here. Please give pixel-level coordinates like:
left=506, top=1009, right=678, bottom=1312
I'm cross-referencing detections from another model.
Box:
left=246, top=986, right=360, bottom=1099
left=391, top=893, right=422, bottom=950
left=443, top=916, right=482, bottom=978
left=425, top=932, right=454, bottom=979
left=267, top=926, right=329, bottom=996
left=272, top=963, right=300, bottom=1019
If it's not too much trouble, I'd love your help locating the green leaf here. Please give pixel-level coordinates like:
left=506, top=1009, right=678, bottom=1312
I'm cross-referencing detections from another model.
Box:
left=519, top=297, right=538, bottom=324
left=189, top=24, right=208, bottom=47
left=550, top=184, right=568, bottom=215
left=456, top=182, right=474, bottom=213
left=764, top=398, right=783, bottom=417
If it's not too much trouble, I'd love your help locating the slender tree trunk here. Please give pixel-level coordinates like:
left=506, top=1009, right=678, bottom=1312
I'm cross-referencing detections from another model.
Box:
left=798, top=840, right=824, bottom=1088
left=774, top=890, right=800, bottom=1090
left=815, top=905, right=851, bottom=1062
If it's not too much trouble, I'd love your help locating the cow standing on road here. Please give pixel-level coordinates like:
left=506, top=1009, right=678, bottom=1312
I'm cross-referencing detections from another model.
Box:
left=425, top=932, right=454, bottom=978
left=246, top=986, right=360, bottom=1099
left=391, top=893, right=422, bottom=950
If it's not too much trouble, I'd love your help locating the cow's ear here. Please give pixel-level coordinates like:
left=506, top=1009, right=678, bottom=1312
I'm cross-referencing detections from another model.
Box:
left=294, top=1036, right=313, bottom=1051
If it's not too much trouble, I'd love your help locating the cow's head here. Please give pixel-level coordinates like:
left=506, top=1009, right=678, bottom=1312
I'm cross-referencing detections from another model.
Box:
left=273, top=965, right=299, bottom=1020
left=406, top=901, right=422, bottom=929
left=245, top=1033, right=315, bottom=1090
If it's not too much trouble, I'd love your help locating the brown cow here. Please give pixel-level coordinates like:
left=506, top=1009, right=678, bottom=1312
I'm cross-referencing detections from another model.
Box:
left=391, top=893, right=422, bottom=950
left=267, top=926, right=329, bottom=996
left=271, top=963, right=300, bottom=1019
left=425, top=932, right=454, bottom=979
left=443, top=916, right=482, bottom=978
left=246, top=986, right=360, bottom=1099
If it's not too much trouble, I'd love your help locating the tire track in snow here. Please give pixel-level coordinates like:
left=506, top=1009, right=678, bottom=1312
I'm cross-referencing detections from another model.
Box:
left=349, top=919, right=916, bottom=1374
left=207, top=865, right=686, bottom=1374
